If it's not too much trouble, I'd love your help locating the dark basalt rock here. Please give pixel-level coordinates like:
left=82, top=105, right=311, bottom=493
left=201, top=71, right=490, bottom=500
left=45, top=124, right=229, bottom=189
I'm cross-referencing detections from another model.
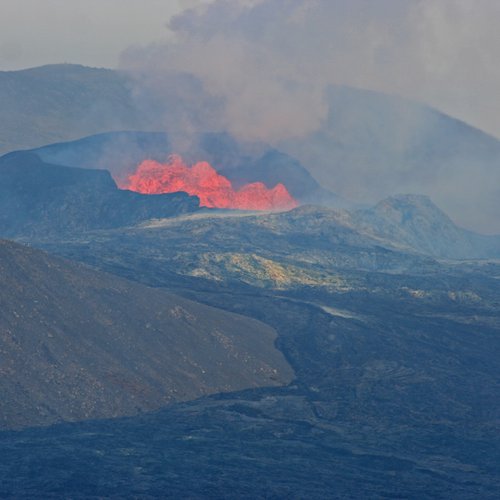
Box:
left=0, top=151, right=200, bottom=237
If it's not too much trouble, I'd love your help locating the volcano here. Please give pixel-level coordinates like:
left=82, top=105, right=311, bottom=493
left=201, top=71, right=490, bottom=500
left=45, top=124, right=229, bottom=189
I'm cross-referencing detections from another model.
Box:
left=119, top=155, right=298, bottom=211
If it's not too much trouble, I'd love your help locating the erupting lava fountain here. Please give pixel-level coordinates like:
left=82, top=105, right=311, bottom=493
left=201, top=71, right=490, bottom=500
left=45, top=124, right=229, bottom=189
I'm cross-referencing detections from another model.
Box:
left=119, top=155, right=298, bottom=211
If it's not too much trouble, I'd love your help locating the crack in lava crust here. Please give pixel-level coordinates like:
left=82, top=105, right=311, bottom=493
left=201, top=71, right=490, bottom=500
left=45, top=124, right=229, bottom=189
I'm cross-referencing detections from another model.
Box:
left=118, top=155, right=298, bottom=211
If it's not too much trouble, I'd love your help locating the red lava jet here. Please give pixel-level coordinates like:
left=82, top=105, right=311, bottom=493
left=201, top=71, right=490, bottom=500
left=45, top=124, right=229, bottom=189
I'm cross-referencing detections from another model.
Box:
left=119, top=155, right=298, bottom=211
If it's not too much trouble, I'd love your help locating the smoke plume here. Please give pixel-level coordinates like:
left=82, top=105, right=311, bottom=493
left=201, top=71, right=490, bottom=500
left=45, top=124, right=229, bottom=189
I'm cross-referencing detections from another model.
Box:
left=119, top=0, right=500, bottom=233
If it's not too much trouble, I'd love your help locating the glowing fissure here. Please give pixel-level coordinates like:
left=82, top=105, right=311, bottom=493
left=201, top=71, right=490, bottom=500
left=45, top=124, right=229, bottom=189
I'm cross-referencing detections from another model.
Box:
left=119, top=155, right=298, bottom=211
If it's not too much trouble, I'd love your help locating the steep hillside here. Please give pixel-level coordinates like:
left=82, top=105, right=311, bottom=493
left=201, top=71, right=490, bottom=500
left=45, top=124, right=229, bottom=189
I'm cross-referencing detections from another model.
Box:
left=0, top=240, right=293, bottom=429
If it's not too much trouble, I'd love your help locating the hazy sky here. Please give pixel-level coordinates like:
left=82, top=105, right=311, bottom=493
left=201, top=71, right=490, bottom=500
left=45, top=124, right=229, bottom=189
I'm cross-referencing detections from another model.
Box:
left=0, top=0, right=193, bottom=70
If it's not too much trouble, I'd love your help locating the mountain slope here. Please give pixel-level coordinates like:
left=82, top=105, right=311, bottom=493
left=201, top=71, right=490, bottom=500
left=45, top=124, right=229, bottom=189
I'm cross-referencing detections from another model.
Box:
left=354, top=195, right=500, bottom=259
left=0, top=64, right=145, bottom=154
left=0, top=239, right=293, bottom=429
left=278, top=85, right=500, bottom=233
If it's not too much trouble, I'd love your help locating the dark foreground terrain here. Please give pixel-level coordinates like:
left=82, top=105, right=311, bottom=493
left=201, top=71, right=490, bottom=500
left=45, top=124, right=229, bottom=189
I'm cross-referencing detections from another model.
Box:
left=1, top=381, right=498, bottom=499
left=0, top=240, right=292, bottom=430
left=1, top=278, right=499, bottom=497
left=0, top=205, right=498, bottom=498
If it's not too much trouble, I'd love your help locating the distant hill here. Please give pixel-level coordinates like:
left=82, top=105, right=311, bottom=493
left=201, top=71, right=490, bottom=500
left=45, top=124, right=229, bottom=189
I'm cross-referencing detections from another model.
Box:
left=0, top=239, right=293, bottom=429
left=278, top=86, right=500, bottom=234
left=353, top=195, right=500, bottom=260
left=0, top=64, right=146, bottom=154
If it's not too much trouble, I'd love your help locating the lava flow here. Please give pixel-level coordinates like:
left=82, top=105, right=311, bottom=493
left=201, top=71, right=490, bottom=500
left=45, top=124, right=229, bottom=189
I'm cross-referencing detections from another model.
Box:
left=119, top=155, right=298, bottom=211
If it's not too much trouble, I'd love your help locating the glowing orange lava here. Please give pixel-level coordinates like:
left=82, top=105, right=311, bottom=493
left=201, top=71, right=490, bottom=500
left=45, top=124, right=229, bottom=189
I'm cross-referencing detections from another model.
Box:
left=119, top=155, right=298, bottom=211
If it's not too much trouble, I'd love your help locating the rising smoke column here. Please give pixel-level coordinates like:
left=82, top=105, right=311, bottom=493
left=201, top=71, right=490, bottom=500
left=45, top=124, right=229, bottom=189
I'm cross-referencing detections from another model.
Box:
left=120, top=155, right=298, bottom=211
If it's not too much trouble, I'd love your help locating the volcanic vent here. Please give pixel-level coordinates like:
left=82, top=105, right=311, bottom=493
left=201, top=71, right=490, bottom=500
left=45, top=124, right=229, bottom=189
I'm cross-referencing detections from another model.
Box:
left=118, top=155, right=298, bottom=211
